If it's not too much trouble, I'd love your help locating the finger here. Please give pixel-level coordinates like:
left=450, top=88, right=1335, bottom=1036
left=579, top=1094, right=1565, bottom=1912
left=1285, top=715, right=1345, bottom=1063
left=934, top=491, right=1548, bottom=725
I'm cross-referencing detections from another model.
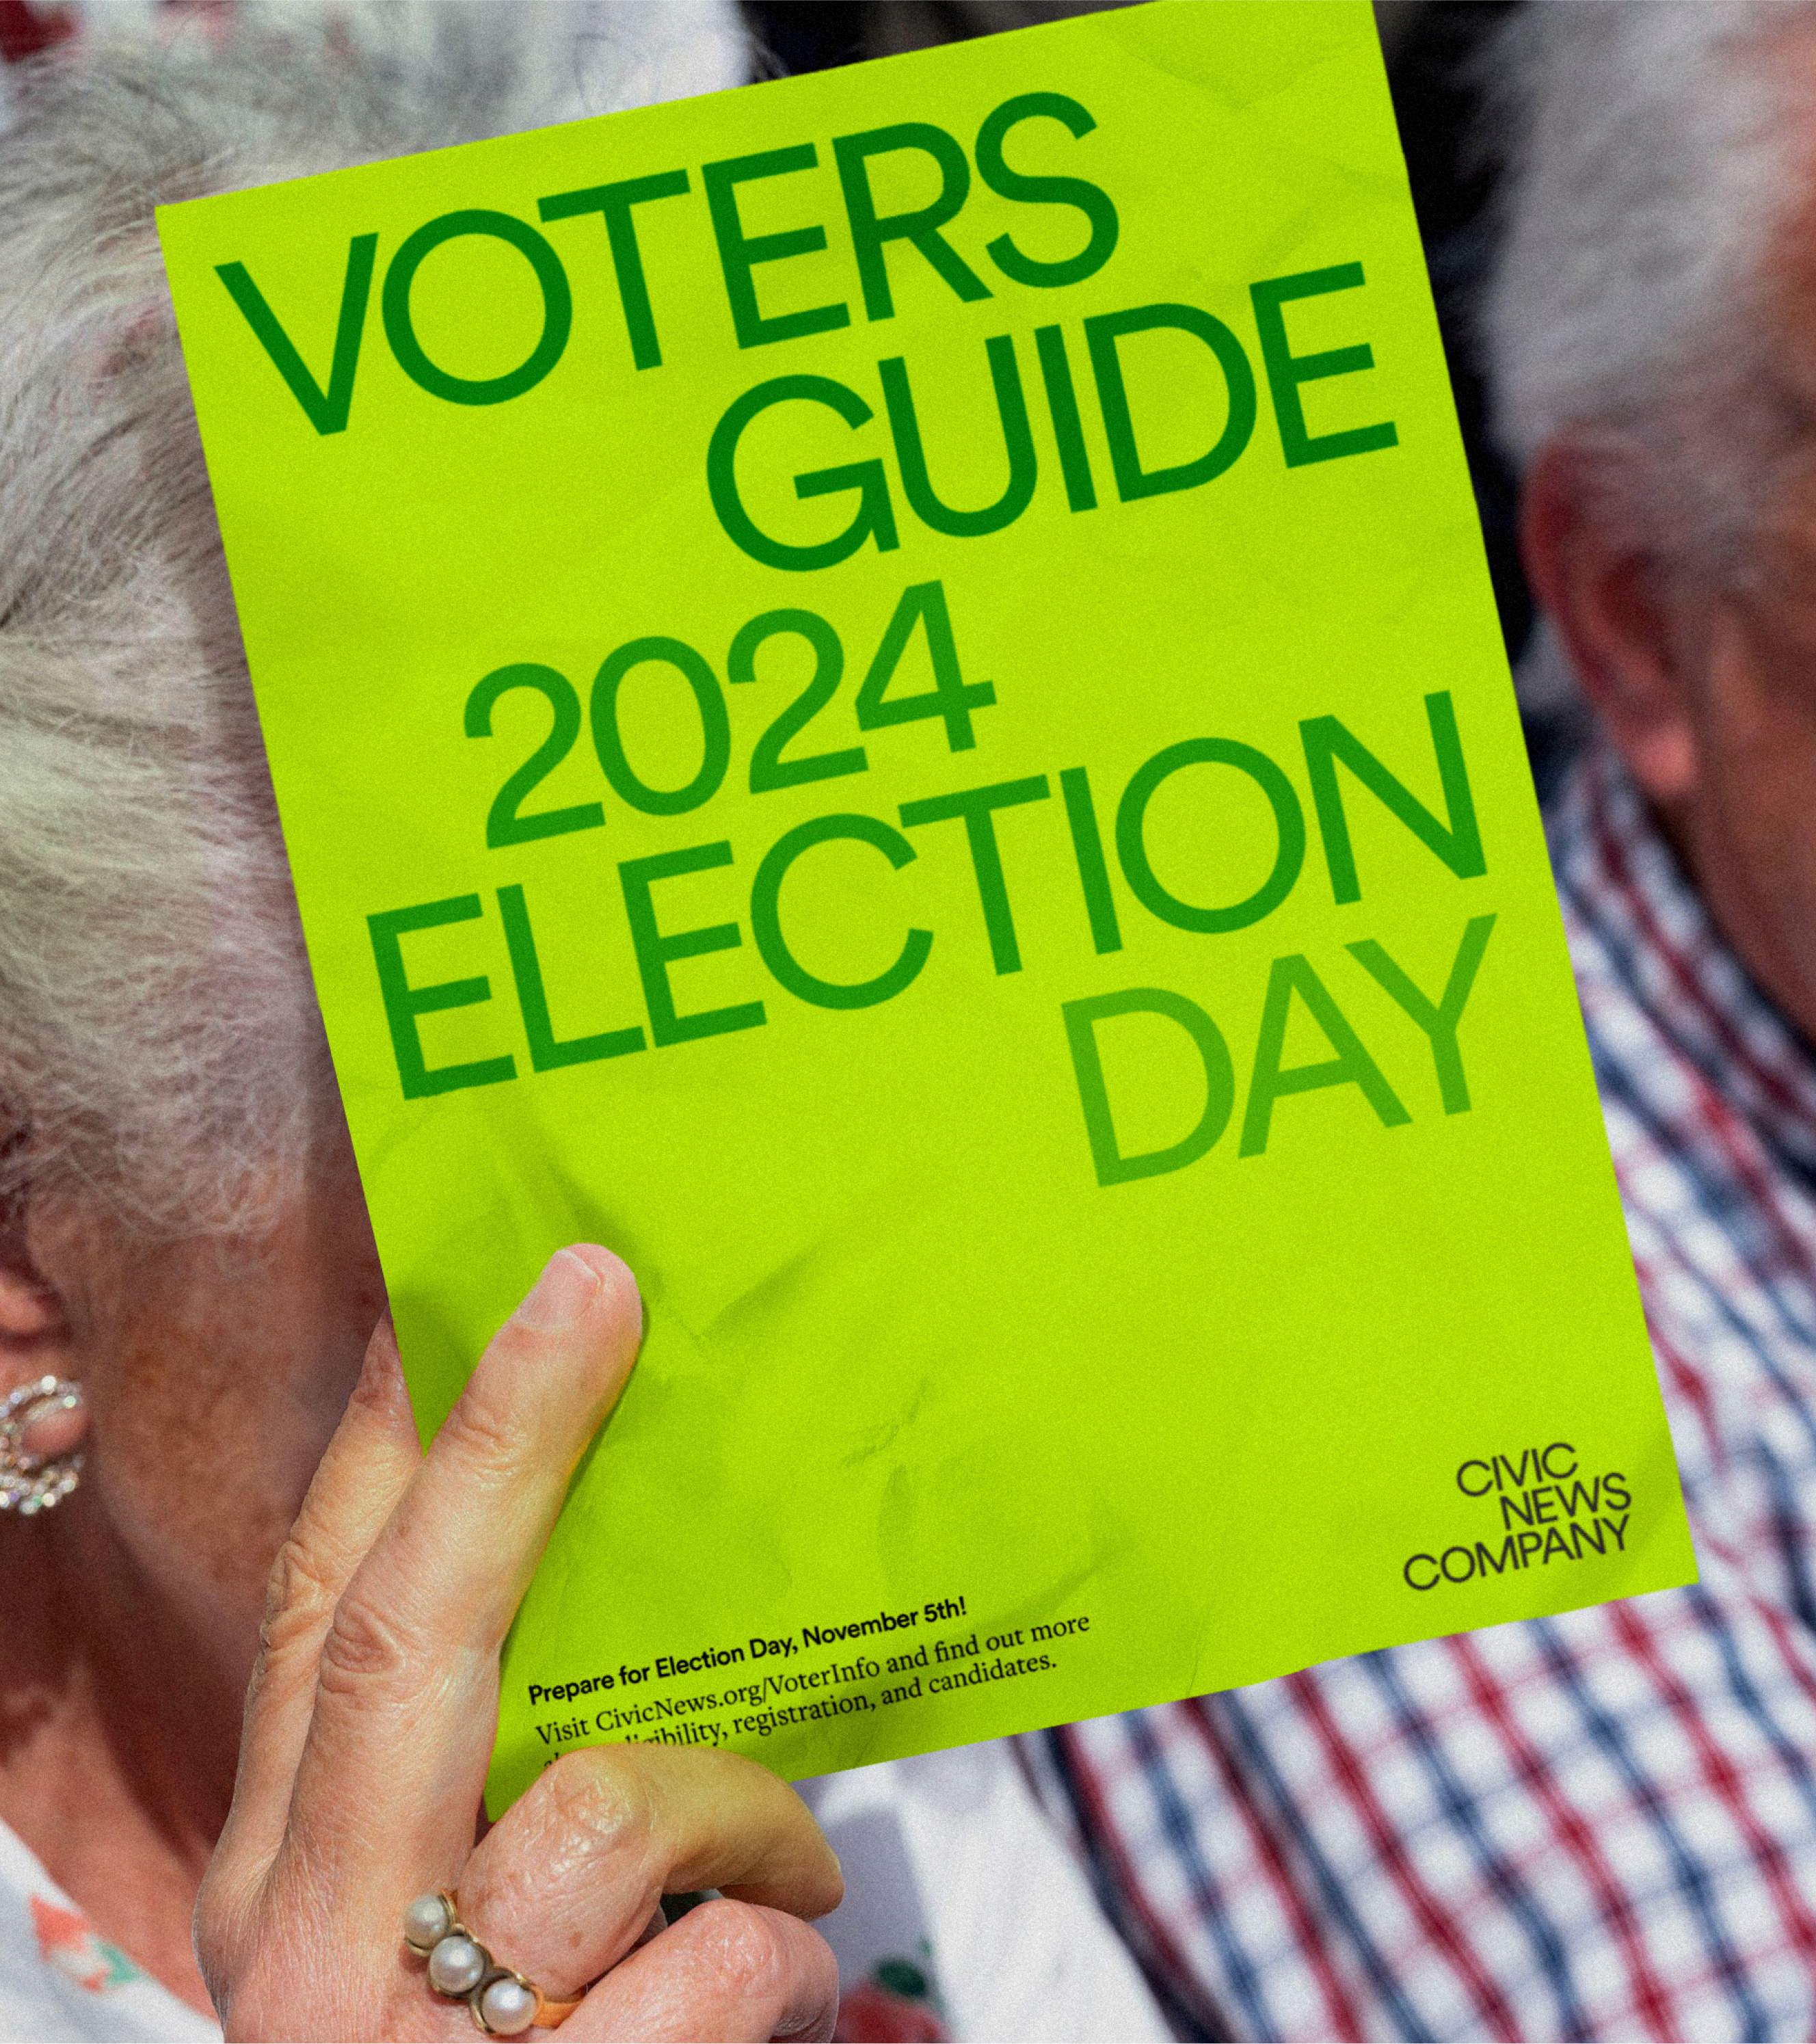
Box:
left=273, top=1246, right=642, bottom=1925
left=564, top=1902, right=838, bottom=2043
left=456, top=1745, right=842, bottom=1995
left=204, top=1318, right=420, bottom=1908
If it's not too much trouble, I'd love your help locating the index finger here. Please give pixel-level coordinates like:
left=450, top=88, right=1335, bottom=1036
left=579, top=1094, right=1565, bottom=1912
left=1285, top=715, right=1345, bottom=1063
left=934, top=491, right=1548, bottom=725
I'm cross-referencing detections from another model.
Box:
left=272, top=1245, right=643, bottom=1924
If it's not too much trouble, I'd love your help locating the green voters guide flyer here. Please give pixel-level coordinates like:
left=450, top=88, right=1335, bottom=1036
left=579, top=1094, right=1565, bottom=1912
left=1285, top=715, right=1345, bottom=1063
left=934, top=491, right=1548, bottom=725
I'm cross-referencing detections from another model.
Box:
left=158, top=0, right=1696, bottom=1809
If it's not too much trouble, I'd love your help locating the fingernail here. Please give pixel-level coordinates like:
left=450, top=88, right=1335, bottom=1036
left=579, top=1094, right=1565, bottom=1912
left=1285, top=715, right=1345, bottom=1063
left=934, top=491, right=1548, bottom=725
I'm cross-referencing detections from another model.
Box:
left=517, top=1248, right=602, bottom=1333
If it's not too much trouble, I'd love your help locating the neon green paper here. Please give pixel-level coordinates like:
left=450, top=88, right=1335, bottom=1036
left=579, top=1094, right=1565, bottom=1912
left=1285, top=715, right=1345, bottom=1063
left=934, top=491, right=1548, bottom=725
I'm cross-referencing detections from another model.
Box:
left=157, top=1, right=1695, bottom=1809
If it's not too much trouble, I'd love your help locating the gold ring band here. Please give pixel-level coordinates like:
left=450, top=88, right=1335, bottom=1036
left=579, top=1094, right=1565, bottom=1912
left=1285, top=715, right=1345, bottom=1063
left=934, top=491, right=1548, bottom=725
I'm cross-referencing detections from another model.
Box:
left=532, top=1987, right=587, bottom=2029
left=403, top=1889, right=586, bottom=2033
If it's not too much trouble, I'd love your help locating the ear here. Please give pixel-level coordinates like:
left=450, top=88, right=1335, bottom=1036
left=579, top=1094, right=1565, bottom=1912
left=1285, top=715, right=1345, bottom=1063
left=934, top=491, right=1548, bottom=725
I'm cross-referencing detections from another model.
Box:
left=1521, top=434, right=1700, bottom=804
left=0, top=1189, right=76, bottom=1388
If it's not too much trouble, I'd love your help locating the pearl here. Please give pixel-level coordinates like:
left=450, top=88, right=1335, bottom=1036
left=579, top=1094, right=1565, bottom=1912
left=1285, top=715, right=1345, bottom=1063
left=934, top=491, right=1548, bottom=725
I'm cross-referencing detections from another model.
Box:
left=427, top=1934, right=488, bottom=1996
left=479, top=1977, right=538, bottom=2036
left=403, top=1894, right=453, bottom=1954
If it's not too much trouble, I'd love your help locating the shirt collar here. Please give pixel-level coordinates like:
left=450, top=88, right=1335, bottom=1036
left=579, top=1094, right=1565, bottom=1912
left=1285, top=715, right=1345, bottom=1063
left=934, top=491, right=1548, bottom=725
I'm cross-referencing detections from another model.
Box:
left=1547, top=741, right=1816, bottom=1185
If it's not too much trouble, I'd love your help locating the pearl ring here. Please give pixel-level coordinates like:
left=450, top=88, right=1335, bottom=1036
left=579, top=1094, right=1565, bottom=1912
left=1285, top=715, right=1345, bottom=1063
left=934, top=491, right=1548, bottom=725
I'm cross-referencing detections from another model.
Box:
left=403, top=1892, right=585, bottom=2034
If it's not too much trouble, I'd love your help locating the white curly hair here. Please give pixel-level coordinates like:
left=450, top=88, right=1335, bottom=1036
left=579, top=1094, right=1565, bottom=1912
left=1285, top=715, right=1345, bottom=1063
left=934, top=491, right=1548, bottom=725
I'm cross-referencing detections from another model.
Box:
left=0, top=1, right=742, bottom=1236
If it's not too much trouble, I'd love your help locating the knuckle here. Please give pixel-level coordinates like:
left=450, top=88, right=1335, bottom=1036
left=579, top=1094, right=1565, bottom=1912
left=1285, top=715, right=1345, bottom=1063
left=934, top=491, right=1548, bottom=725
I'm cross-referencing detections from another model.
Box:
left=545, top=1747, right=655, bottom=1860
left=258, top=1536, right=337, bottom=1661
left=315, top=1587, right=414, bottom=1697
left=433, top=1375, right=536, bottom=1483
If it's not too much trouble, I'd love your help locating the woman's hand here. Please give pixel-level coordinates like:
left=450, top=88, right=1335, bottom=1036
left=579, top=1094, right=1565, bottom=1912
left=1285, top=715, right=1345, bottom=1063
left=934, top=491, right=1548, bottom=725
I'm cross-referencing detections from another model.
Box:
left=194, top=1245, right=842, bottom=2041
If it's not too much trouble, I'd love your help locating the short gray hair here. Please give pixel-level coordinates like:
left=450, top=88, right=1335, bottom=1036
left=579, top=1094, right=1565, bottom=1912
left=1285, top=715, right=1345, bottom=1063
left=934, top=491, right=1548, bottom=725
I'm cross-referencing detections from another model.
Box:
left=1482, top=0, right=1814, bottom=572
left=0, top=2, right=740, bottom=1234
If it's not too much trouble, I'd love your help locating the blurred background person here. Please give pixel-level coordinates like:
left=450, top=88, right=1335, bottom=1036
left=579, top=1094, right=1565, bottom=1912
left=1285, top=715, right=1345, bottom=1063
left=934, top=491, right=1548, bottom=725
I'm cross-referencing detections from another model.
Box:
left=1022, top=5, right=1816, bottom=2039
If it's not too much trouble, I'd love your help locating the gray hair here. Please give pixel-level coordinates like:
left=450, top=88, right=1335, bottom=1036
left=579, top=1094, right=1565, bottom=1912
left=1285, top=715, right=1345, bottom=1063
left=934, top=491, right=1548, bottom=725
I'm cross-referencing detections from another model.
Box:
left=1482, top=0, right=1815, bottom=574
left=0, top=2, right=742, bottom=1235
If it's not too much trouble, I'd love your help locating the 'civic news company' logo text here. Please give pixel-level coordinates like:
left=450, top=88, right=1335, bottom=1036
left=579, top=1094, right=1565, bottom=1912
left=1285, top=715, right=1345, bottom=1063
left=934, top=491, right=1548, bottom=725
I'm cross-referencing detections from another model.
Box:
left=1403, top=1442, right=1631, bottom=1591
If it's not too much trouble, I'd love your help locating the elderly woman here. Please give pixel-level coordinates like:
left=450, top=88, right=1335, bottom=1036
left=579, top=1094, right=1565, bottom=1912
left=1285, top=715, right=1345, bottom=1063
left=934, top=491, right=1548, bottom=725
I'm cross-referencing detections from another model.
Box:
left=0, top=7, right=1170, bottom=2041
left=0, top=4, right=853, bottom=2037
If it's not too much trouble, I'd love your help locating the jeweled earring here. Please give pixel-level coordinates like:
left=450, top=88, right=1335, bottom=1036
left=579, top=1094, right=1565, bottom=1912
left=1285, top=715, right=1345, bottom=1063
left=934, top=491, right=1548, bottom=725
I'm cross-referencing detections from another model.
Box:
left=0, top=1376, right=85, bottom=1515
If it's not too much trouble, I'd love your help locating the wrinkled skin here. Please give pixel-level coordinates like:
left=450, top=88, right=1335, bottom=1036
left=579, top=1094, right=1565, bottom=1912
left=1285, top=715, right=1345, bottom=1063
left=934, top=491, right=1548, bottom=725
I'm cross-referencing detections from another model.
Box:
left=0, top=1135, right=841, bottom=2036
left=0, top=1127, right=385, bottom=2002
left=1522, top=94, right=1816, bottom=1055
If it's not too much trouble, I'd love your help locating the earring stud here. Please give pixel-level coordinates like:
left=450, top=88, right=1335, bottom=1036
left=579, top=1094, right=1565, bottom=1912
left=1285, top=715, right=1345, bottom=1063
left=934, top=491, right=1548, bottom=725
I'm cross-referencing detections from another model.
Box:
left=0, top=1375, right=85, bottom=1514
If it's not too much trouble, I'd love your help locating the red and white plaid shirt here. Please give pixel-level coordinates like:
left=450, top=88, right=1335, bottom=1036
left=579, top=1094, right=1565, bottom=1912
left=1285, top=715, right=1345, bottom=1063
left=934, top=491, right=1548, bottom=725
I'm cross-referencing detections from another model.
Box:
left=1026, top=744, right=1816, bottom=2041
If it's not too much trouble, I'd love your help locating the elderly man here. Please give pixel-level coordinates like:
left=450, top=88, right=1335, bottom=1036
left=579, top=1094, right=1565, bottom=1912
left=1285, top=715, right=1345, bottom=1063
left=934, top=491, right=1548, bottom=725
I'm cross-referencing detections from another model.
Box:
left=1022, top=6, right=1816, bottom=2039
